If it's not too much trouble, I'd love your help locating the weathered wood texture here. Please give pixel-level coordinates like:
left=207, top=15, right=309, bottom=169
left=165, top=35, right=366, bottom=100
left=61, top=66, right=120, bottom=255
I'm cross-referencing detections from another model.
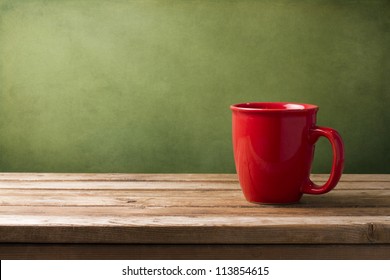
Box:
left=1, top=244, right=389, bottom=260
left=0, top=173, right=389, bottom=259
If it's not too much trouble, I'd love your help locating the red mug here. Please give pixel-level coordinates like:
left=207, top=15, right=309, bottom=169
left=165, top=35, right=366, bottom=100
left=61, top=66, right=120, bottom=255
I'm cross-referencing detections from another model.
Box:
left=231, top=102, right=344, bottom=204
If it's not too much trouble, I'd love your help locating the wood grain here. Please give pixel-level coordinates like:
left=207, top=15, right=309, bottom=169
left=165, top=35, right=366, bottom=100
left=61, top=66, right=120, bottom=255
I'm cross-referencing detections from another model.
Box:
left=0, top=173, right=389, bottom=259
left=1, top=244, right=389, bottom=260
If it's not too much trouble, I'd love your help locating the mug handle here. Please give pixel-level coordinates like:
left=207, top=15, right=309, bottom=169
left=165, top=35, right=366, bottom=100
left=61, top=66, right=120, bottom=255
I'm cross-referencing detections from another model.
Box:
left=302, top=126, right=345, bottom=195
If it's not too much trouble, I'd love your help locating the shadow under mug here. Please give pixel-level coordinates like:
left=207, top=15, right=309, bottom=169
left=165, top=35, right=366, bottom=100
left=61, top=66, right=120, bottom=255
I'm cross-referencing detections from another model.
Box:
left=231, top=102, right=345, bottom=204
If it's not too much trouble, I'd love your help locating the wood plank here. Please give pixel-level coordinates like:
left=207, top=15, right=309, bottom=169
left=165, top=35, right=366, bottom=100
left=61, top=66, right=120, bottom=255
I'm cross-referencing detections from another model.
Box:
left=0, top=180, right=388, bottom=190
left=301, top=190, right=390, bottom=208
left=0, top=173, right=388, bottom=247
left=1, top=214, right=389, bottom=227
left=1, top=244, right=389, bottom=260
left=0, top=206, right=388, bottom=217
left=0, top=221, right=389, bottom=244
left=0, top=173, right=389, bottom=182
left=1, top=189, right=389, bottom=207
left=312, top=174, right=390, bottom=182
left=0, top=181, right=241, bottom=190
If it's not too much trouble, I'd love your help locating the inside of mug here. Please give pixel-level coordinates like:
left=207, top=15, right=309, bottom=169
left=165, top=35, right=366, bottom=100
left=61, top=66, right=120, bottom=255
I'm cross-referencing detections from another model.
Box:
left=234, top=102, right=317, bottom=111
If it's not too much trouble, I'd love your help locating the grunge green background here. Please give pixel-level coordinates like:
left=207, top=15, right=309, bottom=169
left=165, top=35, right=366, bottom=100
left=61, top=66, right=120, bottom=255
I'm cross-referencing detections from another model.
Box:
left=0, top=0, right=389, bottom=173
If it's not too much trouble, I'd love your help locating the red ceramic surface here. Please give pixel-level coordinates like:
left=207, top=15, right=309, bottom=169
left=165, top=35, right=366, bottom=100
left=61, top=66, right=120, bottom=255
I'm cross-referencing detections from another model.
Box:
left=231, top=102, right=344, bottom=204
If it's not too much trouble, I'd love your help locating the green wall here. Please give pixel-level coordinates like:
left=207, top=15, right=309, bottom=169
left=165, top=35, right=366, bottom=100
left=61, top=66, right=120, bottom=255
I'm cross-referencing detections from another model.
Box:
left=0, top=0, right=389, bottom=173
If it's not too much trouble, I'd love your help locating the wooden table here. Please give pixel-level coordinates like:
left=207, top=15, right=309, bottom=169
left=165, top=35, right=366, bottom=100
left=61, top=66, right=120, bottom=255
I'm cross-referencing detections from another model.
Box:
left=0, top=173, right=389, bottom=259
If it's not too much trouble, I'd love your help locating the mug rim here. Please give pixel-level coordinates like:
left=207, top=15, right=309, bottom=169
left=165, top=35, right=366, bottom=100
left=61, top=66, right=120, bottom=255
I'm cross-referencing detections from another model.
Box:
left=230, top=102, right=319, bottom=112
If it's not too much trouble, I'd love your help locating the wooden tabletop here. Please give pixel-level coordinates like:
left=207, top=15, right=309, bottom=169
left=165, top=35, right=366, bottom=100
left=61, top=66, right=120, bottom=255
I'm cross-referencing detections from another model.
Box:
left=0, top=173, right=389, bottom=259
